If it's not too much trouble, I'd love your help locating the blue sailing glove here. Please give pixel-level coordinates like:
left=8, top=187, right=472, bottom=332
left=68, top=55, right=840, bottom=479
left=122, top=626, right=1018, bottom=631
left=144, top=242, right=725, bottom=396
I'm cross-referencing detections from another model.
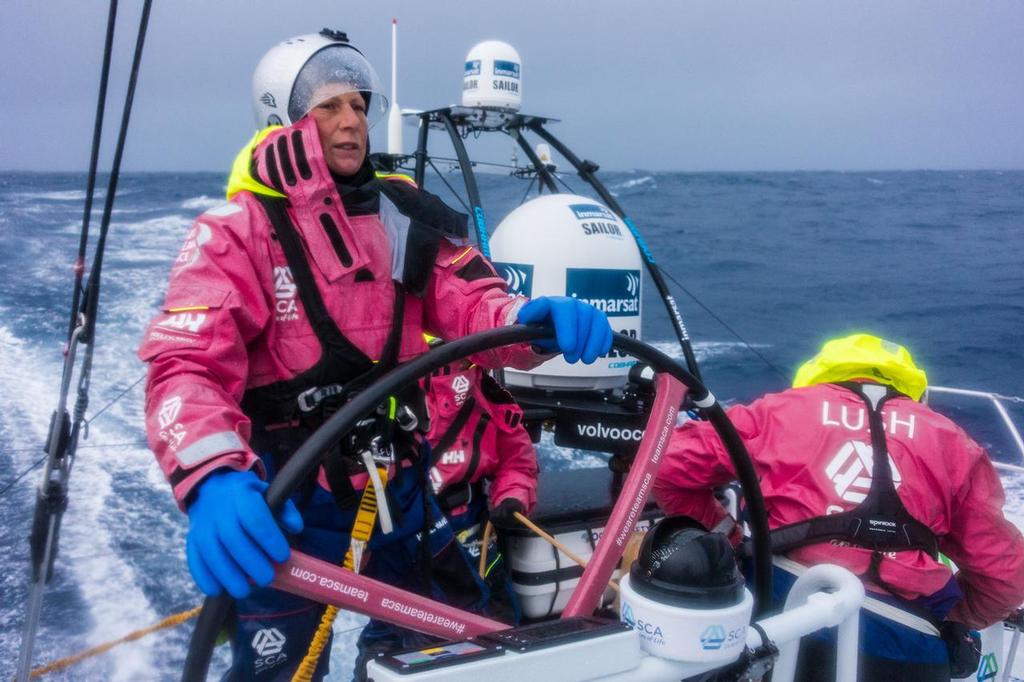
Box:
left=516, top=296, right=614, bottom=364
left=186, top=469, right=304, bottom=599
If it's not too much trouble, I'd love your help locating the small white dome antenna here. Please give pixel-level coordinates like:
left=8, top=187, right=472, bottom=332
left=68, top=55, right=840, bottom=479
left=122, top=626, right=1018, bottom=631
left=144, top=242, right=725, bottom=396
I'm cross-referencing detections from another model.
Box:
left=386, top=18, right=403, bottom=155
left=462, top=40, right=522, bottom=111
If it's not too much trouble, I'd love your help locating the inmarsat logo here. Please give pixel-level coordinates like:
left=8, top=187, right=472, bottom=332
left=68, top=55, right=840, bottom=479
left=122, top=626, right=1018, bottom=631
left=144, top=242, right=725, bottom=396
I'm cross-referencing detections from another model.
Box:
left=251, top=627, right=286, bottom=656
left=452, top=374, right=471, bottom=406
left=493, top=60, right=520, bottom=79
left=825, top=440, right=902, bottom=505
left=569, top=203, right=624, bottom=240
left=157, top=396, right=182, bottom=430
left=492, top=262, right=533, bottom=298
left=464, top=60, right=481, bottom=76
left=625, top=272, right=640, bottom=297
left=700, top=625, right=726, bottom=650
left=566, top=268, right=641, bottom=317
left=259, top=92, right=277, bottom=108
left=569, top=203, right=617, bottom=222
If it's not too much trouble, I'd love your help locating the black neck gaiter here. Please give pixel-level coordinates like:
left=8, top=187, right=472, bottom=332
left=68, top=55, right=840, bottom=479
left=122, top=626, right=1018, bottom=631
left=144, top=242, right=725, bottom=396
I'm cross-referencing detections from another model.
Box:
left=332, top=160, right=379, bottom=216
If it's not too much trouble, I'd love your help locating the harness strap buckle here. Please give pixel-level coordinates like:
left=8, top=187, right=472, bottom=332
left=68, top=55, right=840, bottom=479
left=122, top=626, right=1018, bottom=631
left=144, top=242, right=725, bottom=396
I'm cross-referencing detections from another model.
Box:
left=367, top=436, right=395, bottom=467
left=296, top=383, right=345, bottom=413
left=395, top=404, right=419, bottom=432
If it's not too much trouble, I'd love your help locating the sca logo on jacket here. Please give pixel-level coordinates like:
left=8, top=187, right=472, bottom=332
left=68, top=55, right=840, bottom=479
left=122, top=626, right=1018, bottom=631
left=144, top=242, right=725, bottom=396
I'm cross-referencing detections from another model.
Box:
left=565, top=268, right=640, bottom=317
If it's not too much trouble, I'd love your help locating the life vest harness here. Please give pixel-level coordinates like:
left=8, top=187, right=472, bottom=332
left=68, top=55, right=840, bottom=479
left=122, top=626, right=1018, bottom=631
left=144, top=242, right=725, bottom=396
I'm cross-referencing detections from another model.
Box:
left=766, top=382, right=939, bottom=594
left=427, top=393, right=486, bottom=512
left=420, top=367, right=521, bottom=513
left=241, top=177, right=469, bottom=513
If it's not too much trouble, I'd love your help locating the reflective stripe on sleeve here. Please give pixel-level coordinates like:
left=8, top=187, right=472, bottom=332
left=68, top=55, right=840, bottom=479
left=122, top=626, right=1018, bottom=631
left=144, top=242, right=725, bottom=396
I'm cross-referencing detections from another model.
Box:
left=174, top=431, right=246, bottom=467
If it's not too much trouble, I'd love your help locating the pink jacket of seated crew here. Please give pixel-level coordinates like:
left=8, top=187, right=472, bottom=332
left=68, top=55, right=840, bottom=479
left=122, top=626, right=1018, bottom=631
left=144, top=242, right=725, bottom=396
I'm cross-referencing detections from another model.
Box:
left=422, top=361, right=538, bottom=514
left=653, top=382, right=1024, bottom=629
left=138, top=116, right=542, bottom=507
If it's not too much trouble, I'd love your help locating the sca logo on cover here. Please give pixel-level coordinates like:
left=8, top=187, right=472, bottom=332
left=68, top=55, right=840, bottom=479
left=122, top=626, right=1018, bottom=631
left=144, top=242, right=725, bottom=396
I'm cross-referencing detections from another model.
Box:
left=492, top=262, right=533, bottom=298
left=565, top=268, right=641, bottom=317
left=700, top=624, right=726, bottom=650
left=976, top=652, right=998, bottom=681
left=622, top=603, right=637, bottom=628
left=622, top=604, right=665, bottom=644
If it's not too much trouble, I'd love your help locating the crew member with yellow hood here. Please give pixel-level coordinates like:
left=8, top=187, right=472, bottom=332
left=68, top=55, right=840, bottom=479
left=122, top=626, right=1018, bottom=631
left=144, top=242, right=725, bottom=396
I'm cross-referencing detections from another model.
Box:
left=653, top=333, right=1024, bottom=682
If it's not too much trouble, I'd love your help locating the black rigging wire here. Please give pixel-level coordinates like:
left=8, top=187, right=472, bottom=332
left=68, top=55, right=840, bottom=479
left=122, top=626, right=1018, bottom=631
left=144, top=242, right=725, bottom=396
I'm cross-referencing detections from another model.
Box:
left=17, top=2, right=154, bottom=678
left=86, top=372, right=145, bottom=423
left=0, top=456, right=48, bottom=499
left=0, top=442, right=147, bottom=499
left=79, top=0, right=152, bottom=347
left=518, top=175, right=537, bottom=205
left=426, top=157, right=472, bottom=213
left=66, top=0, right=118, bottom=345
left=426, top=155, right=519, bottom=172
left=413, top=146, right=782, bottom=384
left=0, top=370, right=145, bottom=500
left=657, top=266, right=791, bottom=384
left=552, top=170, right=577, bottom=194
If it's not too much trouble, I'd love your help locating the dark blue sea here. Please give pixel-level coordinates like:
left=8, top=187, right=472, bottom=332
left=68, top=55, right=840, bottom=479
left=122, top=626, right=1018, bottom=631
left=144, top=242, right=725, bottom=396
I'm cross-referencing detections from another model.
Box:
left=1, top=169, right=1022, bottom=679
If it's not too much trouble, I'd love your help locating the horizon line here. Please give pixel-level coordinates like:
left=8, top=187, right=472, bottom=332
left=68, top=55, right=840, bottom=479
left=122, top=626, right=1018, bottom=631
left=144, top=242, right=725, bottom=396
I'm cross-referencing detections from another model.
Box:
left=2, top=167, right=1023, bottom=174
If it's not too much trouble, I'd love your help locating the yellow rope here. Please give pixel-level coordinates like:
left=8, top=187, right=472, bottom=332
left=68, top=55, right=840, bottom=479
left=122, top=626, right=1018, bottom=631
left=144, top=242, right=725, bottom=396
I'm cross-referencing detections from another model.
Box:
left=478, top=521, right=494, bottom=578
left=513, top=511, right=620, bottom=593
left=291, top=466, right=386, bottom=682
left=28, top=606, right=202, bottom=678
left=290, top=605, right=341, bottom=682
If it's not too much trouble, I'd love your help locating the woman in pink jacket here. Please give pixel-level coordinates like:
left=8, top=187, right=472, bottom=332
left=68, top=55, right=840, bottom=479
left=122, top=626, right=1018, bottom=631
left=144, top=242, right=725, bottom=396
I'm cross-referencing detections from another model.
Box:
left=139, top=29, right=610, bottom=680
left=654, top=334, right=1024, bottom=682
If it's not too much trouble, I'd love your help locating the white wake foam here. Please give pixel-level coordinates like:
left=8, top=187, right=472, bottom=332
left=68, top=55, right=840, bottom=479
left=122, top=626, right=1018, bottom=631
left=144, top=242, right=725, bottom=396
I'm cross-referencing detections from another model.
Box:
left=14, top=190, right=95, bottom=201
left=0, top=306, right=171, bottom=679
left=608, top=175, right=656, bottom=197
left=180, top=195, right=221, bottom=211
left=647, top=338, right=767, bottom=363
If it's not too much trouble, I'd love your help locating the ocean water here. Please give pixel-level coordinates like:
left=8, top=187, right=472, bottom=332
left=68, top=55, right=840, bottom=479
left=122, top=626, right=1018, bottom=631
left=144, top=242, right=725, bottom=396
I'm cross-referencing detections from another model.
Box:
left=0, top=169, right=1022, bottom=680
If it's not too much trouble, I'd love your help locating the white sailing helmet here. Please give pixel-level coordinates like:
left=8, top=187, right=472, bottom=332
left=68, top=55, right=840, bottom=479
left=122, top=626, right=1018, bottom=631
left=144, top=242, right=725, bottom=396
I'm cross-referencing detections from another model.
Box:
left=251, top=28, right=389, bottom=129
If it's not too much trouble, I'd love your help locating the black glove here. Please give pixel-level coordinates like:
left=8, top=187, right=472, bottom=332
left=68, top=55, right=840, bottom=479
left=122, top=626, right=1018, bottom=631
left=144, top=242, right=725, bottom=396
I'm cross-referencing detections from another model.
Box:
left=490, top=498, right=526, bottom=529
left=940, top=621, right=981, bottom=679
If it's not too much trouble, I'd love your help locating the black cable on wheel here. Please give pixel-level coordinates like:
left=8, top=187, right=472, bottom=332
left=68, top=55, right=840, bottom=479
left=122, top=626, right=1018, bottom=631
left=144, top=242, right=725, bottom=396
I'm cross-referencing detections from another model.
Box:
left=182, top=328, right=772, bottom=679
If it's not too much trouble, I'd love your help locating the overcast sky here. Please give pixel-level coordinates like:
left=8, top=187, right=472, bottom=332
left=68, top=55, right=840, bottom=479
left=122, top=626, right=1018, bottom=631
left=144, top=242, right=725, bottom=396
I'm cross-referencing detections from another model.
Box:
left=3, top=1, right=1023, bottom=172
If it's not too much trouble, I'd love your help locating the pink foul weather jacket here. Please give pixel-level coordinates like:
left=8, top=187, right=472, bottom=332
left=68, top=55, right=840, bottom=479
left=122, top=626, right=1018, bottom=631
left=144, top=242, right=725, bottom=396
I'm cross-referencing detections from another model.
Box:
left=653, top=382, right=1024, bottom=628
left=422, top=361, right=539, bottom=513
left=139, top=117, right=541, bottom=507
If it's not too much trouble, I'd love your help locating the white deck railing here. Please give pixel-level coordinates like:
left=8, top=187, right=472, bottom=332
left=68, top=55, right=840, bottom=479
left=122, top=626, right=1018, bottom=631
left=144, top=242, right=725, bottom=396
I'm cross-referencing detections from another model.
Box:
left=926, top=385, right=1024, bottom=474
